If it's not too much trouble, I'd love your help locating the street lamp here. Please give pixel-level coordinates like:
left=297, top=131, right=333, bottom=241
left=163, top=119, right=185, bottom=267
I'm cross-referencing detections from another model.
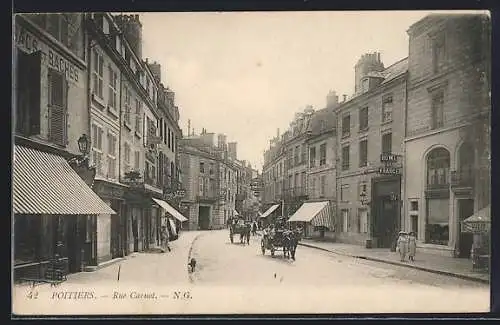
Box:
left=78, top=134, right=90, bottom=155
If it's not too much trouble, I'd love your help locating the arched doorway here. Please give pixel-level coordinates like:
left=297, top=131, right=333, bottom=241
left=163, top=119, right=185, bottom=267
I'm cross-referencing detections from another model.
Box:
left=425, top=148, right=450, bottom=245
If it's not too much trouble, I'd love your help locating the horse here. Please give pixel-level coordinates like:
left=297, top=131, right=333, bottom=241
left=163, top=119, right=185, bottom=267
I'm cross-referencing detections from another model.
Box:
left=240, top=224, right=251, bottom=245
left=283, top=229, right=301, bottom=260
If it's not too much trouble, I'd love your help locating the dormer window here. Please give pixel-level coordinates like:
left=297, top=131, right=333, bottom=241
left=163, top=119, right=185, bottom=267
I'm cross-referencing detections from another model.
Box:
left=361, top=78, right=369, bottom=93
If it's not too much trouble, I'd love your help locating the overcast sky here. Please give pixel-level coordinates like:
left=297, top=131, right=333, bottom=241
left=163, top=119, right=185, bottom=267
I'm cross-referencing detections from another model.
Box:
left=138, top=11, right=437, bottom=171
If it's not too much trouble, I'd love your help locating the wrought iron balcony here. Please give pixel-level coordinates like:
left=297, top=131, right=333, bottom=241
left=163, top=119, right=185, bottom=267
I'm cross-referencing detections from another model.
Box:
left=283, top=187, right=308, bottom=199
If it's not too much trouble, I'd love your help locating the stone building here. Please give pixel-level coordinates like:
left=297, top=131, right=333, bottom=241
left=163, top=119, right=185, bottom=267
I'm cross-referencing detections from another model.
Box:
left=335, top=53, right=408, bottom=247
left=13, top=13, right=115, bottom=279
left=403, top=14, right=491, bottom=258
left=179, top=130, right=239, bottom=230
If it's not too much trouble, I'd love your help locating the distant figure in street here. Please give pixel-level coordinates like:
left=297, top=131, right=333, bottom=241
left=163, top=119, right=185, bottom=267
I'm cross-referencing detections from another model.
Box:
left=396, top=231, right=409, bottom=262
left=252, top=222, right=257, bottom=236
left=408, top=231, right=417, bottom=262
left=161, top=226, right=171, bottom=252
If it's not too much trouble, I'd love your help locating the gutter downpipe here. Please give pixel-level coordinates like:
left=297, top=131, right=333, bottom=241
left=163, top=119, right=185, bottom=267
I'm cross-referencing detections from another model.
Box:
left=402, top=73, right=408, bottom=234
left=85, top=15, right=97, bottom=268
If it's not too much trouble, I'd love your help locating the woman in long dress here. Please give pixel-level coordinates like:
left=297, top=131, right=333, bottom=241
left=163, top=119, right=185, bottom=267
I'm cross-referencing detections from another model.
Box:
left=407, top=231, right=417, bottom=262
left=397, top=231, right=409, bottom=262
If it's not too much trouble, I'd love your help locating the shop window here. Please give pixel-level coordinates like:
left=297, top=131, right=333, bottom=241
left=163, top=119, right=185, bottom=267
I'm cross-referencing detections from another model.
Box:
left=411, top=215, right=418, bottom=239
left=359, top=209, right=368, bottom=233
left=342, top=209, right=349, bottom=232
left=426, top=198, right=449, bottom=245
left=48, top=69, right=68, bottom=146
left=14, top=214, right=58, bottom=265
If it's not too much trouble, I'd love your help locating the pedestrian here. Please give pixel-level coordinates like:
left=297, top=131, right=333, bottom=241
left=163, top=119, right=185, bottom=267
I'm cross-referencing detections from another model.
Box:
left=396, top=231, right=408, bottom=262
left=161, top=225, right=171, bottom=252
left=408, top=231, right=417, bottom=262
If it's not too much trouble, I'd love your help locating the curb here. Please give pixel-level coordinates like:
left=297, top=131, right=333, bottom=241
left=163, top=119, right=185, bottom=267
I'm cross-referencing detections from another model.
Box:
left=83, top=257, right=125, bottom=272
left=298, top=242, right=490, bottom=284
left=187, top=232, right=206, bottom=283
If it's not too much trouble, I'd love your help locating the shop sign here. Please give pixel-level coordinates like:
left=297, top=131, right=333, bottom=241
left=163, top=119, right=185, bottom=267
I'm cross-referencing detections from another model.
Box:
left=379, top=153, right=401, bottom=175
left=379, top=167, right=401, bottom=175
left=461, top=221, right=490, bottom=233
left=15, top=24, right=80, bottom=83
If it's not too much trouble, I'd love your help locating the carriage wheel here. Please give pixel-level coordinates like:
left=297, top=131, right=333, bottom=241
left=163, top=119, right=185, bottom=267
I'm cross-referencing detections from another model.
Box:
left=261, top=240, right=265, bottom=255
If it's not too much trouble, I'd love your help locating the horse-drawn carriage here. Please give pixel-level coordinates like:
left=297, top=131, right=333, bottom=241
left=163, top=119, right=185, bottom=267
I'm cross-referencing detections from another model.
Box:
left=261, top=218, right=301, bottom=260
left=229, top=216, right=251, bottom=244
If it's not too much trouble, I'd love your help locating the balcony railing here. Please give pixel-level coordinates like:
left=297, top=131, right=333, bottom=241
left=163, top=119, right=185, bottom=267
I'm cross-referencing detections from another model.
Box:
left=283, top=187, right=308, bottom=198
left=144, top=170, right=159, bottom=188
left=426, top=182, right=450, bottom=190
left=450, top=169, right=474, bottom=188
left=197, top=191, right=218, bottom=202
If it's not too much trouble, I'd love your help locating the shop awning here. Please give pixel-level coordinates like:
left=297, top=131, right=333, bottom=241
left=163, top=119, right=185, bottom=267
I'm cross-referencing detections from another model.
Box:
left=234, top=209, right=241, bottom=216
left=259, top=204, right=280, bottom=219
left=287, top=201, right=333, bottom=228
left=13, top=145, right=116, bottom=215
left=152, top=198, right=188, bottom=222
left=461, top=205, right=490, bottom=233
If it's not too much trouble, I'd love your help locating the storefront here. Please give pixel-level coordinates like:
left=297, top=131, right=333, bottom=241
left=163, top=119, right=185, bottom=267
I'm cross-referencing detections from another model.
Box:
left=152, top=198, right=188, bottom=241
left=287, top=201, right=334, bottom=238
left=92, top=180, right=128, bottom=262
left=13, top=145, right=116, bottom=281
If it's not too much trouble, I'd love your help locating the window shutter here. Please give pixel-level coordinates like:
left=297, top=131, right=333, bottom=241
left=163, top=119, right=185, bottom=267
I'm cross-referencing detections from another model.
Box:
left=48, top=69, right=67, bottom=146
left=27, top=51, right=42, bottom=135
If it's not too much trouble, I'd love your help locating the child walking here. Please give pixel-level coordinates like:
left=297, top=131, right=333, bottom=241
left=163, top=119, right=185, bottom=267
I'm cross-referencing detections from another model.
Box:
left=408, top=231, right=417, bottom=262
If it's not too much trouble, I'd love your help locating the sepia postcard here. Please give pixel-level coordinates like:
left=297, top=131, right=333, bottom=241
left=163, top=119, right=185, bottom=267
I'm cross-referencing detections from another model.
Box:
left=12, top=10, right=491, bottom=316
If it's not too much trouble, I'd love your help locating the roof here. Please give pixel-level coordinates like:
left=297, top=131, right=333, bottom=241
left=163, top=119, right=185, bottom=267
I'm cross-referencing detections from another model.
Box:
left=307, top=108, right=336, bottom=137
left=381, top=57, right=408, bottom=84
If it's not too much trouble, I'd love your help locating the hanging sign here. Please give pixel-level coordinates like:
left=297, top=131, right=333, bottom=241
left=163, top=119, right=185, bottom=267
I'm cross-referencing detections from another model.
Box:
left=379, top=153, right=402, bottom=175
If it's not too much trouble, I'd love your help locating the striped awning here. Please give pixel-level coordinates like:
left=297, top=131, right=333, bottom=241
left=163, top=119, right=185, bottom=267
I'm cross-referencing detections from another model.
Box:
left=287, top=201, right=333, bottom=229
left=152, top=198, right=188, bottom=222
left=234, top=209, right=241, bottom=216
left=259, top=204, right=280, bottom=219
left=13, top=145, right=116, bottom=215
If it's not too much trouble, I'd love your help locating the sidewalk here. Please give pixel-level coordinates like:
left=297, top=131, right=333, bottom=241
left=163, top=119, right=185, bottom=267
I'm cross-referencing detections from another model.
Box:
left=298, top=239, right=489, bottom=284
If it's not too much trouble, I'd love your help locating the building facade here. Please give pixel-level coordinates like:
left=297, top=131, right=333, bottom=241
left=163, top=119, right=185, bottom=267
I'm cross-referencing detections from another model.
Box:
left=335, top=53, right=408, bottom=248
left=403, top=14, right=491, bottom=257
left=13, top=13, right=115, bottom=280
left=179, top=130, right=241, bottom=230
left=304, top=100, right=338, bottom=237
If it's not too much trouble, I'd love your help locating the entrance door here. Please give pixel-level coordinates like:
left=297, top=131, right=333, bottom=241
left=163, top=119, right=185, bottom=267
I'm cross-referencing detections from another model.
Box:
left=64, top=216, right=81, bottom=273
left=374, top=196, right=399, bottom=248
left=458, top=199, right=474, bottom=258
left=198, top=206, right=211, bottom=230
left=110, top=200, right=121, bottom=258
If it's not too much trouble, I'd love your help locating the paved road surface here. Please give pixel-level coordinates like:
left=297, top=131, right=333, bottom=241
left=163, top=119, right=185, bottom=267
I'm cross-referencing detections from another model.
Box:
left=189, top=230, right=489, bottom=313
